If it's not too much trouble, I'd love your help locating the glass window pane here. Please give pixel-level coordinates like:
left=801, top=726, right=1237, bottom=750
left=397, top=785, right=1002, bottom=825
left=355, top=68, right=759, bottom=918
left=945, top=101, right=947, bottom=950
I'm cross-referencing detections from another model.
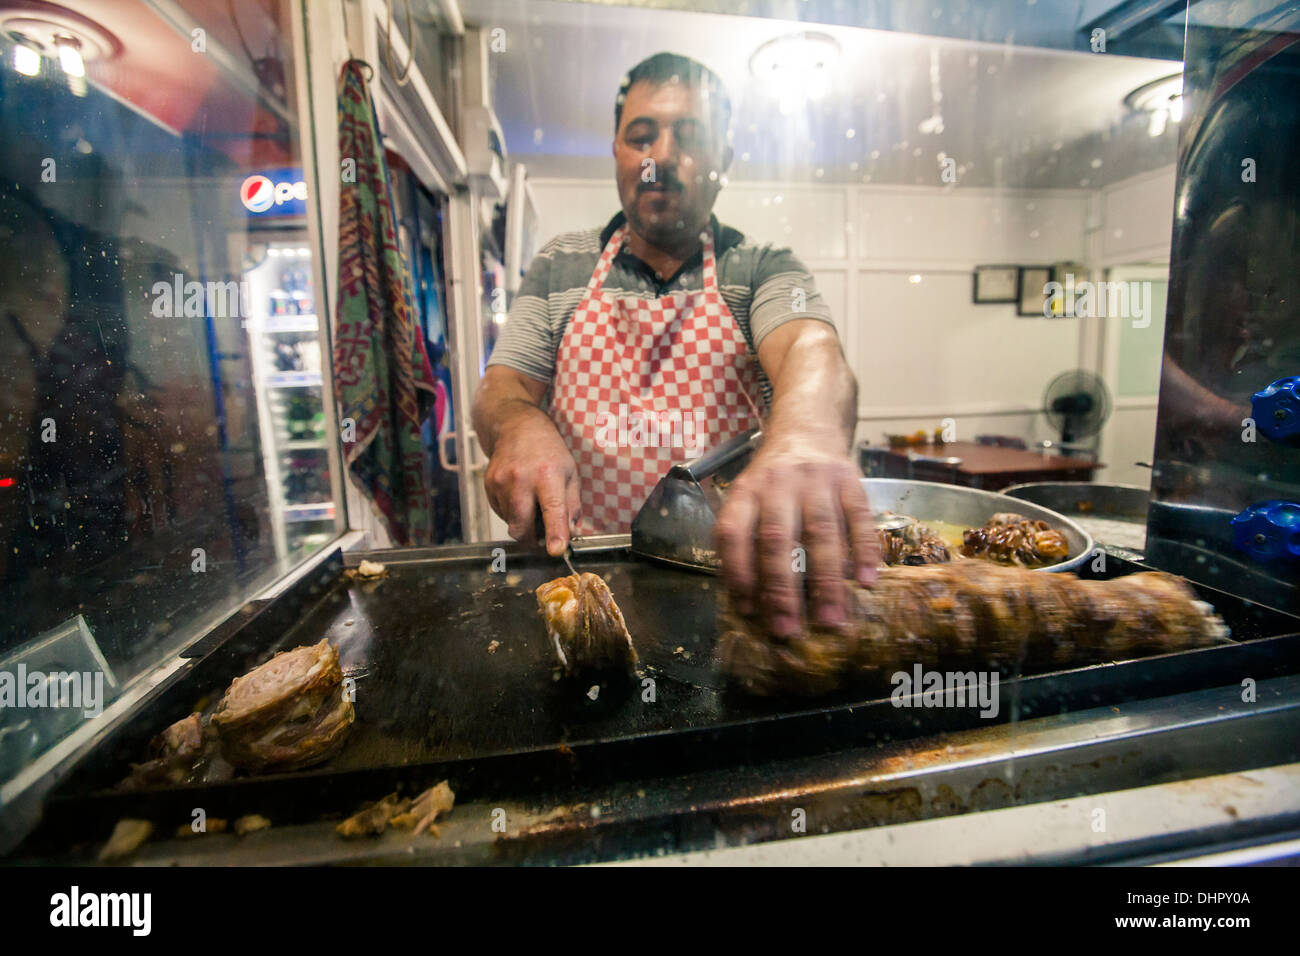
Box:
left=0, top=0, right=341, bottom=703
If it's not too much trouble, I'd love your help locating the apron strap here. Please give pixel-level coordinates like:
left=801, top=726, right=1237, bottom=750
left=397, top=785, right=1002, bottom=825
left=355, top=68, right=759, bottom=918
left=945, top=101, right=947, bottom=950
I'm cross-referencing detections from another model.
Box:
left=586, top=224, right=627, bottom=297
left=699, top=227, right=719, bottom=293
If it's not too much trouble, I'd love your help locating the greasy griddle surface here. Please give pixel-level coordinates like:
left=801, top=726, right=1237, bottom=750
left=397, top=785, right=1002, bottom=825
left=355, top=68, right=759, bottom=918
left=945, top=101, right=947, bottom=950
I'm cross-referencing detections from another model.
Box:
left=35, top=547, right=1300, bottom=831
left=314, top=555, right=744, bottom=769
left=192, top=552, right=1286, bottom=774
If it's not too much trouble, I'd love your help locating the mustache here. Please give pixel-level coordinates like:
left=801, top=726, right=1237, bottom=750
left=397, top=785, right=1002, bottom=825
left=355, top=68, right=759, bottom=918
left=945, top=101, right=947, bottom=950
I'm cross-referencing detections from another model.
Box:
left=638, top=172, right=684, bottom=193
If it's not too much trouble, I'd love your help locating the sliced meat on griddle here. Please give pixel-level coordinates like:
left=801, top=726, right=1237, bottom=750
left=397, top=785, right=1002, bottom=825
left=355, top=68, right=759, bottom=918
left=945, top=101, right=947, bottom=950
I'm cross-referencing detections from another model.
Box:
left=122, top=712, right=221, bottom=789
left=212, top=639, right=355, bottom=771
left=536, top=573, right=638, bottom=677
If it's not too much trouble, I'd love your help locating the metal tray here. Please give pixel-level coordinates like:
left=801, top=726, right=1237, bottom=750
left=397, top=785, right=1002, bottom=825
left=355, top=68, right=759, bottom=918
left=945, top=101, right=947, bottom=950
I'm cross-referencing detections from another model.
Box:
left=1001, top=481, right=1150, bottom=520
left=1003, top=481, right=1150, bottom=554
left=863, top=478, right=1094, bottom=572
left=13, top=541, right=1300, bottom=856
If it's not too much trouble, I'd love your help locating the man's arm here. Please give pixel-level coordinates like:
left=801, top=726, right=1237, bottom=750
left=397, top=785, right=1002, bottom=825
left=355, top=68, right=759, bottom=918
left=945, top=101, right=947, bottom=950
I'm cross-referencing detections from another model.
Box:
left=473, top=365, right=549, bottom=457
left=1160, top=354, right=1250, bottom=439
left=758, top=319, right=856, bottom=449
left=714, top=319, right=878, bottom=637
left=473, top=366, right=580, bottom=555
left=473, top=235, right=583, bottom=555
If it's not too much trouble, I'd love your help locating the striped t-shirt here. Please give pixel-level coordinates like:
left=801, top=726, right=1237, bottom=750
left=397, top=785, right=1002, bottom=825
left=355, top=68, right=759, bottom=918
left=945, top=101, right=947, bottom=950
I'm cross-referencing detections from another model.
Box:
left=486, top=211, right=837, bottom=405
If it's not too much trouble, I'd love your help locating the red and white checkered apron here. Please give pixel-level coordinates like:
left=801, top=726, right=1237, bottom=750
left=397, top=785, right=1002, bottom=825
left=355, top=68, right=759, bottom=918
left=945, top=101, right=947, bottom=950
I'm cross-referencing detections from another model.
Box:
left=549, top=223, right=764, bottom=534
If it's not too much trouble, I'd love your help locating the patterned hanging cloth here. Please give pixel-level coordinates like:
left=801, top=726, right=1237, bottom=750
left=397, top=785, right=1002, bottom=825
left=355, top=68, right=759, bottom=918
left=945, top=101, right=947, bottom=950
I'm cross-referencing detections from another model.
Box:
left=333, top=59, right=438, bottom=545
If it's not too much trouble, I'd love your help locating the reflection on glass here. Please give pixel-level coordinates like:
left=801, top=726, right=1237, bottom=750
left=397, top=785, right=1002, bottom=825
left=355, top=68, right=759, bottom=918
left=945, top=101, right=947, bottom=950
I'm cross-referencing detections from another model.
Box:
left=0, top=0, right=340, bottom=695
left=1146, top=2, right=1300, bottom=613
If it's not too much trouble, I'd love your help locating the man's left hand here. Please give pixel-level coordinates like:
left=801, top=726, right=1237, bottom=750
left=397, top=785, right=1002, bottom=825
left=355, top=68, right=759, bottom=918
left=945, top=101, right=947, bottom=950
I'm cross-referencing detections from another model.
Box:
left=714, top=440, right=879, bottom=638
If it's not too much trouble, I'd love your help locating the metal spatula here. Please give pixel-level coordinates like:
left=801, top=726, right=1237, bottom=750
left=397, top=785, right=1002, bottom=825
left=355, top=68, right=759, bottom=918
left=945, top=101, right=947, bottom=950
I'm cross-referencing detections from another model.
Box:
left=630, top=427, right=763, bottom=572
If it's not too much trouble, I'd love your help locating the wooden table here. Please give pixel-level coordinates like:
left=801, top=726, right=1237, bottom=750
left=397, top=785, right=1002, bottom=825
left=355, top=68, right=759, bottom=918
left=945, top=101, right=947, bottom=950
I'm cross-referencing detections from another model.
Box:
left=870, top=441, right=1101, bottom=491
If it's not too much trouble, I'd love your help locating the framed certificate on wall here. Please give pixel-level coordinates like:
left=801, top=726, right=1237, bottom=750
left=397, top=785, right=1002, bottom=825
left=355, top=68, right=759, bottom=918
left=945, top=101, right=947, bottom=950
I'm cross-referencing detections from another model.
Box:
left=1017, top=266, right=1053, bottom=316
left=972, top=265, right=1018, bottom=303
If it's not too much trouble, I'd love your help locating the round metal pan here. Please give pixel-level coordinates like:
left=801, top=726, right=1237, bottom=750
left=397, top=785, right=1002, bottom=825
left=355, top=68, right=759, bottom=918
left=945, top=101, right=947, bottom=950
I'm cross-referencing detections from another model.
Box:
left=1001, top=481, right=1149, bottom=554
left=862, top=478, right=1094, bottom=573
left=1000, top=481, right=1150, bottom=520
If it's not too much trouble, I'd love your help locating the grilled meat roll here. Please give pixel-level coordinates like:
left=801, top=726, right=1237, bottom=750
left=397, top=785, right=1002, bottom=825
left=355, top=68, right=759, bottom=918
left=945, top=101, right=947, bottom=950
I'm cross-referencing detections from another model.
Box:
left=961, top=513, right=1070, bottom=567
left=536, top=573, right=638, bottom=677
left=212, top=639, right=355, bottom=771
left=719, top=562, right=1228, bottom=697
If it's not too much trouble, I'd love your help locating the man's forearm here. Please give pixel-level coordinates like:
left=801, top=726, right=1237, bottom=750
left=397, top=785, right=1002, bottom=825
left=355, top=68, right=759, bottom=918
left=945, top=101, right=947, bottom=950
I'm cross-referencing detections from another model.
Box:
left=717, top=323, right=874, bottom=634
left=763, top=327, right=858, bottom=453
left=1161, top=355, right=1248, bottom=433
left=472, top=368, right=552, bottom=457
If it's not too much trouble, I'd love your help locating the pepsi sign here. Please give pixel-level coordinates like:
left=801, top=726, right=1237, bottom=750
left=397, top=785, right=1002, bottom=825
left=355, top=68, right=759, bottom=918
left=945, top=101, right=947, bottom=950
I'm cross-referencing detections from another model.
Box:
left=239, top=169, right=307, bottom=216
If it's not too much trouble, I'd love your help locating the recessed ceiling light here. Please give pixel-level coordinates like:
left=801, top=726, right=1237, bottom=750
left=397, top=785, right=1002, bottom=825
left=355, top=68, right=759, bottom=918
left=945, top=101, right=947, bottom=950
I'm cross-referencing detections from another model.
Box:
left=12, top=41, right=38, bottom=75
left=1, top=4, right=120, bottom=76
left=56, top=38, right=83, bottom=76
left=1125, top=72, right=1184, bottom=138
left=749, top=32, right=841, bottom=115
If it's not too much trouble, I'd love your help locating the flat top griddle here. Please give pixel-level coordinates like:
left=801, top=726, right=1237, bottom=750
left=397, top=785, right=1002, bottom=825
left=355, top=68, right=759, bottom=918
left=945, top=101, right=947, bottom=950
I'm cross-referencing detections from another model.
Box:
left=18, top=540, right=1300, bottom=856
left=307, top=553, right=738, bottom=765
left=44, top=544, right=772, bottom=797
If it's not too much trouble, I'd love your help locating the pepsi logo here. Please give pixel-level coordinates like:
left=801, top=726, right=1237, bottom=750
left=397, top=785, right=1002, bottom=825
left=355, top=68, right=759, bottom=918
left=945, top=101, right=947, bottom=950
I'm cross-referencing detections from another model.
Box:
left=240, top=174, right=307, bottom=213
left=240, top=175, right=274, bottom=212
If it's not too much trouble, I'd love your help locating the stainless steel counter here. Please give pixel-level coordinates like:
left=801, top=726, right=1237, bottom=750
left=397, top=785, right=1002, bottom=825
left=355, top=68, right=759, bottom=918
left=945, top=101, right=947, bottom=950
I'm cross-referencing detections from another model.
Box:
left=24, top=671, right=1300, bottom=866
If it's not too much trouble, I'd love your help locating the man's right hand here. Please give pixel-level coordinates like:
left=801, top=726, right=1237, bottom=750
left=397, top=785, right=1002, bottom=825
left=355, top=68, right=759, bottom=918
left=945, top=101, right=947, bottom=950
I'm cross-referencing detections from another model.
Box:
left=483, top=408, right=581, bottom=556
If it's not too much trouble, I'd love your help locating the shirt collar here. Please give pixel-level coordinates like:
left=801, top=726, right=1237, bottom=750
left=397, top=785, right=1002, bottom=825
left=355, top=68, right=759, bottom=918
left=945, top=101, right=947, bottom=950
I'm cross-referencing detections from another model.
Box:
left=599, top=211, right=744, bottom=260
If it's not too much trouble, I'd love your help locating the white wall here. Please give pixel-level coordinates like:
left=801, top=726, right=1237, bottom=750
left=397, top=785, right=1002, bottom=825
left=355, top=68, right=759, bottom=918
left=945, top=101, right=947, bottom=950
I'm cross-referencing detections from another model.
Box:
left=1099, top=165, right=1177, bottom=267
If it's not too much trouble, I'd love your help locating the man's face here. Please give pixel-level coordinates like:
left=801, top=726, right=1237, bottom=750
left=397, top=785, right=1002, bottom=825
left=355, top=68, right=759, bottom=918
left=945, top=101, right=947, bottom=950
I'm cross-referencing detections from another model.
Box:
left=612, top=79, right=731, bottom=250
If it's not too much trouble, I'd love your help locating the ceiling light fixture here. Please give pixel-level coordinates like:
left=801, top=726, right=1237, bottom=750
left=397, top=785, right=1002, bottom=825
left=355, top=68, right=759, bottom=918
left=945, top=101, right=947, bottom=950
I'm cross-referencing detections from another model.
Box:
left=1, top=3, right=121, bottom=77
left=1124, top=72, right=1184, bottom=138
left=55, top=35, right=81, bottom=75
left=749, top=31, right=841, bottom=116
left=11, top=39, right=37, bottom=75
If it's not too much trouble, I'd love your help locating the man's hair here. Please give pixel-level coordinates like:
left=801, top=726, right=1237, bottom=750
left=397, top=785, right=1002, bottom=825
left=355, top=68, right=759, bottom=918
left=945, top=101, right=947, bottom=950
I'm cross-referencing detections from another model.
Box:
left=614, top=52, right=731, bottom=140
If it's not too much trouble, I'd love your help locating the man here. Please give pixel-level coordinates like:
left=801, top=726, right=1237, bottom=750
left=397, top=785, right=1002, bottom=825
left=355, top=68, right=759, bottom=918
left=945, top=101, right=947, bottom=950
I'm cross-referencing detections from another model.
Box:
left=473, top=52, right=876, bottom=637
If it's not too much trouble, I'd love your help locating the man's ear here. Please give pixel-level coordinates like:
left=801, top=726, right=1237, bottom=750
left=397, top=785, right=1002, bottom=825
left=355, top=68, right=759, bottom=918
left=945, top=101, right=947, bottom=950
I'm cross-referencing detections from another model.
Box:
left=720, top=144, right=734, bottom=176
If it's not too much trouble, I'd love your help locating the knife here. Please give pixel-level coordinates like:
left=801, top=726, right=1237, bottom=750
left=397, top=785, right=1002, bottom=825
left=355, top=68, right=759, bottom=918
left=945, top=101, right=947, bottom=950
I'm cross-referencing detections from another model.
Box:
left=533, top=511, right=578, bottom=576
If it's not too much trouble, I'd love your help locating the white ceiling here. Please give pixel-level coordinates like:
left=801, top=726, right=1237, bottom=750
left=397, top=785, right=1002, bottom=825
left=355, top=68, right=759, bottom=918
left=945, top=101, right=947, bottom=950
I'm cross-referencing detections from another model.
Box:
left=464, top=0, right=1183, bottom=188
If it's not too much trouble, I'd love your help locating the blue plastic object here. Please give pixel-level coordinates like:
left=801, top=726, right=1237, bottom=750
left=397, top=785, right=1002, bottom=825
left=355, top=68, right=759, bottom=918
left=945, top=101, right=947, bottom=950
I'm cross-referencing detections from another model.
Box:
left=1252, top=376, right=1300, bottom=444
left=1231, top=501, right=1300, bottom=561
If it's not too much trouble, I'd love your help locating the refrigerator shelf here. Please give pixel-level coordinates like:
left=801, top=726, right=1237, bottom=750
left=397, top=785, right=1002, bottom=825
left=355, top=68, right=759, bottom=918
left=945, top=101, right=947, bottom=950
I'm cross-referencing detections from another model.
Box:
left=266, top=371, right=322, bottom=388
left=281, top=439, right=328, bottom=450
left=283, top=503, right=335, bottom=523
left=259, top=315, right=320, bottom=333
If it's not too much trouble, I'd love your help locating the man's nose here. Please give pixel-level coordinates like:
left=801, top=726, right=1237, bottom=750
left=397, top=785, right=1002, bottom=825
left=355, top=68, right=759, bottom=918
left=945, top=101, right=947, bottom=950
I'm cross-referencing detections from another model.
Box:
left=648, top=128, right=680, bottom=168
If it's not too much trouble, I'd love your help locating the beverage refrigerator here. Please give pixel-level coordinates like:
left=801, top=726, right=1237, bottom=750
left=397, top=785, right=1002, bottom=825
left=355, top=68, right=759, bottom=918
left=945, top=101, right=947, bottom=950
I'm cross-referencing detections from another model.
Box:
left=231, top=221, right=336, bottom=562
